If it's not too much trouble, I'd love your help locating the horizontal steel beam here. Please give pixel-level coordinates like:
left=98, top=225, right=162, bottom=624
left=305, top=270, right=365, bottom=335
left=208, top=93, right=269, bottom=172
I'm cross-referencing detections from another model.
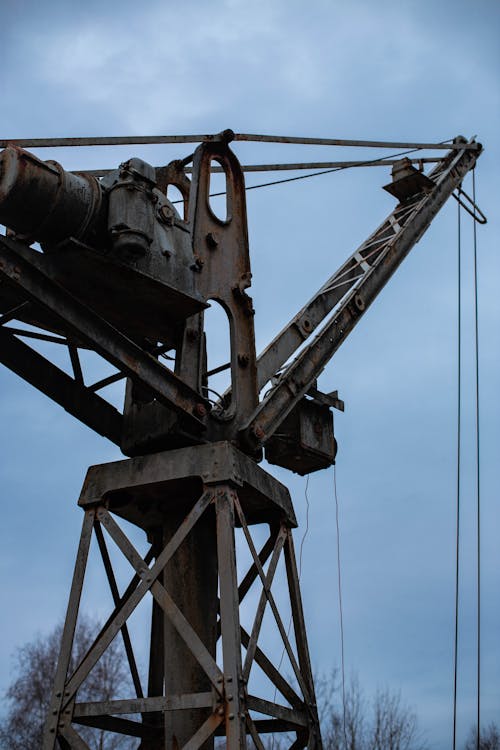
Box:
left=74, top=715, right=158, bottom=739
left=234, top=133, right=477, bottom=150
left=81, top=157, right=442, bottom=179
left=0, top=237, right=207, bottom=432
left=0, top=132, right=476, bottom=150
left=0, top=133, right=229, bottom=148
left=74, top=692, right=214, bottom=717
left=0, top=328, right=122, bottom=444
left=247, top=695, right=308, bottom=727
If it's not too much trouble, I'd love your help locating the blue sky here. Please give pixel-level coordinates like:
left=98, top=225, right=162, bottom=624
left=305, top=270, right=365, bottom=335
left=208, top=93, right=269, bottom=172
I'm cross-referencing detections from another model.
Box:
left=0, top=1, right=499, bottom=747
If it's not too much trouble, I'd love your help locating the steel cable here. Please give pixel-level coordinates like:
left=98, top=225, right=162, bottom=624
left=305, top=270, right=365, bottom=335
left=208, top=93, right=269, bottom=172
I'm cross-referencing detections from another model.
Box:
left=472, top=169, right=481, bottom=750
left=453, top=196, right=462, bottom=750
left=333, top=463, right=348, bottom=750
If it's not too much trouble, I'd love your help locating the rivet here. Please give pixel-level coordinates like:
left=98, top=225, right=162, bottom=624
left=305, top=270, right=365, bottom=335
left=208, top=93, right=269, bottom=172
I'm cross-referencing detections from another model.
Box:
left=194, top=403, right=207, bottom=418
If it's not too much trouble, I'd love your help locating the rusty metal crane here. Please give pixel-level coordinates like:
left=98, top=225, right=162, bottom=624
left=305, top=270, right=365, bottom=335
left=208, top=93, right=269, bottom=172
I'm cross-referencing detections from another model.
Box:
left=0, top=130, right=482, bottom=749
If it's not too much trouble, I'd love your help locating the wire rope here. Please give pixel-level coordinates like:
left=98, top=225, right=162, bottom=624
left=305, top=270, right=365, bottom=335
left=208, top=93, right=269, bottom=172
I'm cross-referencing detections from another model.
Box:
left=472, top=169, right=481, bottom=750
left=452, top=168, right=482, bottom=750
left=299, top=474, right=311, bottom=577
left=270, top=475, right=311, bottom=750
left=453, top=195, right=462, bottom=750
left=203, top=146, right=442, bottom=200
left=333, top=463, right=348, bottom=750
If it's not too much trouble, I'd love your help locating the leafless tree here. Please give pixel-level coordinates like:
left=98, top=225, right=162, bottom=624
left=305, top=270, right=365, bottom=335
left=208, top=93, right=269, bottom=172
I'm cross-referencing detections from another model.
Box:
left=368, top=688, right=420, bottom=750
left=314, top=671, right=426, bottom=750
left=0, top=616, right=137, bottom=750
left=465, top=724, right=500, bottom=750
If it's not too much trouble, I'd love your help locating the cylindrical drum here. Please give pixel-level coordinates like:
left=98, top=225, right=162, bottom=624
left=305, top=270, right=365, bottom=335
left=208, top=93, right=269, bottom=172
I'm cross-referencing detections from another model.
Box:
left=0, top=146, right=104, bottom=247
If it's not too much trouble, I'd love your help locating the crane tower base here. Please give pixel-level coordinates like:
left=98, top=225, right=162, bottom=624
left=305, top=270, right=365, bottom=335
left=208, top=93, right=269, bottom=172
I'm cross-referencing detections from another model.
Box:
left=43, top=442, right=323, bottom=750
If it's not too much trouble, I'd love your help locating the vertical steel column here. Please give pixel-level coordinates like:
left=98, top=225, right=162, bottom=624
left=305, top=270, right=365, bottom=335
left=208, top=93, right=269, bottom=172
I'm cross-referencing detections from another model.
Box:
left=163, top=507, right=218, bottom=750
left=140, top=531, right=165, bottom=750
left=215, top=487, right=246, bottom=749
left=43, top=510, right=94, bottom=750
left=284, top=528, right=323, bottom=750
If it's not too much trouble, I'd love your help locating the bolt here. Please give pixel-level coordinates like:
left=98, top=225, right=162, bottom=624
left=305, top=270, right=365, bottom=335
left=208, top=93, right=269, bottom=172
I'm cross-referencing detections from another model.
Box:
left=190, top=255, right=204, bottom=272
left=237, top=353, right=249, bottom=368
left=354, top=294, right=365, bottom=311
left=194, top=403, right=207, bottom=418
left=253, top=425, right=265, bottom=440
left=228, top=713, right=235, bottom=721
left=206, top=231, right=219, bottom=248
left=158, top=204, right=175, bottom=226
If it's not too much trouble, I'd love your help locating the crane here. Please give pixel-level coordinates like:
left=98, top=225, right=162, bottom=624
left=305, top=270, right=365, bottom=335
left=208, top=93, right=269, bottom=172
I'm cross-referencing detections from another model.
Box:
left=0, top=131, right=482, bottom=750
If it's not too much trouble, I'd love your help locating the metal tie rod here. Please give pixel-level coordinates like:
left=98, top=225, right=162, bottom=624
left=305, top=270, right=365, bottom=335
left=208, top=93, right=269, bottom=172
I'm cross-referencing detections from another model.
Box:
left=0, top=132, right=476, bottom=150
left=82, top=157, right=442, bottom=179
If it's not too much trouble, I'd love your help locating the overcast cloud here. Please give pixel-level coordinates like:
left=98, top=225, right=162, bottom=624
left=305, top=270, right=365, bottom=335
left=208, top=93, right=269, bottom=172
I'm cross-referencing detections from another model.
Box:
left=0, top=1, right=498, bottom=747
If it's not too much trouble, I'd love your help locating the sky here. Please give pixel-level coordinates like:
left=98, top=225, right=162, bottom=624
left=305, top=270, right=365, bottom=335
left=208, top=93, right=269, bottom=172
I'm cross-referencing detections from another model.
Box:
left=0, top=0, right=499, bottom=747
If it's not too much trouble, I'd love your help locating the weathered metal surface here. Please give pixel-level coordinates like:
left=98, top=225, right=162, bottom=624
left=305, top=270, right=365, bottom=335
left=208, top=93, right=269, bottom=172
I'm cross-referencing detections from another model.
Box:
left=44, top=468, right=320, bottom=749
left=43, top=510, right=94, bottom=750
left=0, top=136, right=481, bottom=459
left=0, top=131, right=478, bottom=149
left=239, top=139, right=482, bottom=451
left=265, top=398, right=337, bottom=475
left=85, top=156, right=443, bottom=178
left=189, top=139, right=259, bottom=429
left=216, top=489, right=246, bottom=749
left=0, top=146, right=206, bottom=343
left=73, top=693, right=215, bottom=717
left=251, top=141, right=482, bottom=398
left=161, top=507, right=218, bottom=750
left=0, top=146, right=104, bottom=245
left=78, top=441, right=297, bottom=528
left=0, top=236, right=208, bottom=433
left=242, top=528, right=286, bottom=679
left=0, top=327, right=123, bottom=444
left=382, top=157, right=435, bottom=202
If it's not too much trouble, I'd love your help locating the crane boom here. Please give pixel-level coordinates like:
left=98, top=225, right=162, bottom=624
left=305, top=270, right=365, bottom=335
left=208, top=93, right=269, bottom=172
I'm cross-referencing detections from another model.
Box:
left=239, top=137, right=482, bottom=451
